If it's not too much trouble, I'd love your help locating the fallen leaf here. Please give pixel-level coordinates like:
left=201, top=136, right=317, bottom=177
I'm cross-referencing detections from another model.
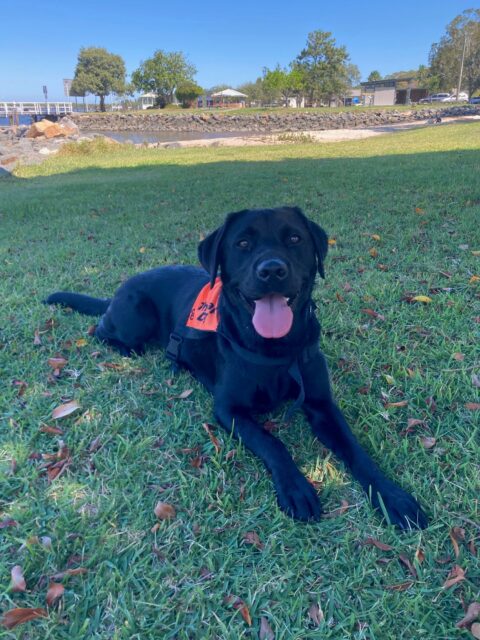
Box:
left=465, top=402, right=480, bottom=411
left=88, top=436, right=102, bottom=453
left=11, top=565, right=26, bottom=592
left=75, top=338, right=88, bottom=348
left=469, top=275, right=480, bottom=284
left=203, top=423, right=221, bottom=453
left=33, top=330, right=42, bottom=346
left=12, top=380, right=28, bottom=397
left=411, top=295, right=433, bottom=304
left=50, top=567, right=88, bottom=580
left=398, top=554, right=418, bottom=579
left=384, top=400, right=408, bottom=409
left=453, top=352, right=465, bottom=361
left=442, top=564, right=466, bottom=589
left=472, top=622, right=480, bottom=639
left=173, top=389, right=193, bottom=400
left=456, top=602, right=480, bottom=628
left=324, top=499, right=350, bottom=518
left=224, top=595, right=252, bottom=626
left=47, top=357, right=68, bottom=370
left=405, top=418, right=425, bottom=433
left=40, top=536, right=52, bottom=550
left=385, top=581, right=414, bottom=591
left=371, top=234, right=381, bottom=241
left=139, top=247, right=146, bottom=253
left=383, top=374, right=395, bottom=385
left=52, top=400, right=80, bottom=420
left=39, top=425, right=64, bottom=435
left=362, top=537, right=393, bottom=551
left=0, top=518, right=18, bottom=529
left=154, top=502, right=176, bottom=520
left=415, top=207, right=425, bottom=214
left=420, top=436, right=436, bottom=449
left=361, top=308, right=385, bottom=321
left=1, top=608, right=48, bottom=629
left=259, top=616, right=275, bottom=640
left=450, top=527, right=466, bottom=558
left=368, top=247, right=378, bottom=258
left=415, top=548, right=425, bottom=564
left=308, top=602, right=324, bottom=626
left=243, top=531, right=264, bottom=550
left=46, top=582, right=64, bottom=606
left=328, top=238, right=337, bottom=246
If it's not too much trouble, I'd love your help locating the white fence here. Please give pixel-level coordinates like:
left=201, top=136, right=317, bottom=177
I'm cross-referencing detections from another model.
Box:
left=0, top=102, right=73, bottom=117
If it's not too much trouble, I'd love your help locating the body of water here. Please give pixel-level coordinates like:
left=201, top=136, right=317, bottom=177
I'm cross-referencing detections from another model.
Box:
left=0, top=115, right=33, bottom=126
left=92, top=130, right=259, bottom=144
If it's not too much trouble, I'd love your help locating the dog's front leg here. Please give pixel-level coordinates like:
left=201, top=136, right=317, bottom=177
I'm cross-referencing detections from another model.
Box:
left=214, top=401, right=321, bottom=522
left=302, top=353, right=428, bottom=529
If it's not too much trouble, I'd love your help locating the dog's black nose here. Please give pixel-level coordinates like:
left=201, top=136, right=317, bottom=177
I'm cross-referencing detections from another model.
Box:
left=256, top=258, right=289, bottom=282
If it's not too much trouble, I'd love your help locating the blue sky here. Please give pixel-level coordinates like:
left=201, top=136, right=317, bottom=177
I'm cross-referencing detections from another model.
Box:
left=0, top=0, right=467, bottom=102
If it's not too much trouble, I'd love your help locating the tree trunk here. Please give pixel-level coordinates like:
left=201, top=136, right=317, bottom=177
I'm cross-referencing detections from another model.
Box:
left=99, top=95, right=106, bottom=112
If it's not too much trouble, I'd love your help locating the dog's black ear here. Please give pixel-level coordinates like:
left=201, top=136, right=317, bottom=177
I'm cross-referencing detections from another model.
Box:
left=307, top=219, right=329, bottom=279
left=198, top=224, right=227, bottom=287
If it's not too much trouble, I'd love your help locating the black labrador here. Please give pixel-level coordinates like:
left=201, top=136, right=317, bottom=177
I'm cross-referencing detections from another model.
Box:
left=46, top=206, right=427, bottom=529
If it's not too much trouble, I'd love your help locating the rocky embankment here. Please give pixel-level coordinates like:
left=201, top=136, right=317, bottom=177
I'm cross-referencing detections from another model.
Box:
left=70, top=104, right=480, bottom=132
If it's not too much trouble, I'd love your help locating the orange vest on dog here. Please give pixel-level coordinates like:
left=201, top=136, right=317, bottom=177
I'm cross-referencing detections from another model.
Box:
left=186, top=277, right=222, bottom=332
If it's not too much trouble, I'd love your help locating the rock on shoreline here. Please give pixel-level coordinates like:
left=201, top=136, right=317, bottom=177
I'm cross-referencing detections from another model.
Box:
left=69, top=105, right=480, bottom=133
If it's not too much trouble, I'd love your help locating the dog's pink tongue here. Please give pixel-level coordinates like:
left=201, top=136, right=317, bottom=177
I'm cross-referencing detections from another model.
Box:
left=252, top=294, right=293, bottom=338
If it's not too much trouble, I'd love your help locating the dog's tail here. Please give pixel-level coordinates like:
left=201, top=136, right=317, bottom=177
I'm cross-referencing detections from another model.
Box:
left=44, top=292, right=111, bottom=316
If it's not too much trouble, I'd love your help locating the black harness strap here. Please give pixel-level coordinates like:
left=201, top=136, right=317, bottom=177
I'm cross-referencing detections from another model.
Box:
left=166, top=321, right=319, bottom=418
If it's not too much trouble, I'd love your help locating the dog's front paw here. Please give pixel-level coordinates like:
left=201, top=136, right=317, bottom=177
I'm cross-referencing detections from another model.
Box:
left=273, top=472, right=322, bottom=522
left=373, top=482, right=428, bottom=530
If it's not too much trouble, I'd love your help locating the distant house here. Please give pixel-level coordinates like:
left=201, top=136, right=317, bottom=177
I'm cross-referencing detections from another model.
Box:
left=139, top=93, right=157, bottom=109
left=360, top=79, right=428, bottom=106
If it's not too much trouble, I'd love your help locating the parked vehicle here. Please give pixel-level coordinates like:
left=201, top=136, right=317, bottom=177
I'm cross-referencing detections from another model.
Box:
left=469, top=96, right=480, bottom=104
left=420, top=92, right=469, bottom=104
left=448, top=92, right=468, bottom=102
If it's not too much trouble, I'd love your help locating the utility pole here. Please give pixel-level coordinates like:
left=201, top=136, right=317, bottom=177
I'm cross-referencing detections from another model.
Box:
left=456, top=33, right=468, bottom=100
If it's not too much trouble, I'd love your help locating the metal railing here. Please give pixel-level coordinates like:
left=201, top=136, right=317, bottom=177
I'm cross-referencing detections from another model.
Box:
left=0, top=102, right=73, bottom=117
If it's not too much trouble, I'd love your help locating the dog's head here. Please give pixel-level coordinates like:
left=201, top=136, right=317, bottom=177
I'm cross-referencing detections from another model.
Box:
left=198, top=207, right=328, bottom=339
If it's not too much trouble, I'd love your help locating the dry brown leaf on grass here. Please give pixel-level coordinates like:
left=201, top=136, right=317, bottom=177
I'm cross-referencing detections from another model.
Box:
left=243, top=531, right=264, bottom=550
left=450, top=527, right=466, bottom=558
left=308, top=602, right=324, bottom=626
left=39, top=424, right=64, bottom=435
left=51, top=567, right=88, bottom=580
left=398, top=554, right=418, bottom=579
left=47, top=357, right=68, bottom=376
left=1, top=607, right=48, bottom=629
left=384, top=400, right=408, bottom=409
left=420, top=436, right=436, bottom=449
left=224, top=595, right=252, bottom=626
left=465, top=402, right=480, bottom=411
left=154, top=502, right=176, bottom=520
left=324, top=499, right=350, bottom=518
left=46, top=582, right=64, bottom=606
left=385, top=581, right=414, bottom=591
left=259, top=616, right=275, bottom=640
left=11, top=565, right=26, bottom=592
left=172, top=388, right=193, bottom=400
left=362, top=537, right=393, bottom=551
left=442, top=564, right=466, bottom=589
left=52, top=400, right=80, bottom=419
left=203, top=423, right=222, bottom=453
left=471, top=623, right=480, bottom=639
left=0, top=518, right=18, bottom=529
left=361, top=308, right=385, bottom=321
left=456, top=602, right=480, bottom=628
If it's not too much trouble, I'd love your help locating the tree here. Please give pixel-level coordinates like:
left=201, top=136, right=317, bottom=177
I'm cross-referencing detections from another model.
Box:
left=131, top=50, right=196, bottom=106
left=72, top=47, right=126, bottom=112
left=236, top=79, right=266, bottom=105
left=367, top=70, right=382, bottom=82
left=262, top=65, right=305, bottom=106
left=295, top=30, right=352, bottom=104
left=176, top=81, right=203, bottom=108
left=429, top=9, right=480, bottom=97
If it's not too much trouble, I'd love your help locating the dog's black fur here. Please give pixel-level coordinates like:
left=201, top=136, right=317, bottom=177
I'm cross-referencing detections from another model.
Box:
left=46, top=207, right=427, bottom=529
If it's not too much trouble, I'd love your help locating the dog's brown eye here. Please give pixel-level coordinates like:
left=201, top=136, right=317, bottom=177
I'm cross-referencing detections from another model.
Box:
left=237, top=239, right=249, bottom=249
left=289, top=235, right=301, bottom=244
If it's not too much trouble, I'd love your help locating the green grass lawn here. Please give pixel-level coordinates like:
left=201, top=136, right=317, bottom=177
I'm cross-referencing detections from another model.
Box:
left=1, top=124, right=479, bottom=639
